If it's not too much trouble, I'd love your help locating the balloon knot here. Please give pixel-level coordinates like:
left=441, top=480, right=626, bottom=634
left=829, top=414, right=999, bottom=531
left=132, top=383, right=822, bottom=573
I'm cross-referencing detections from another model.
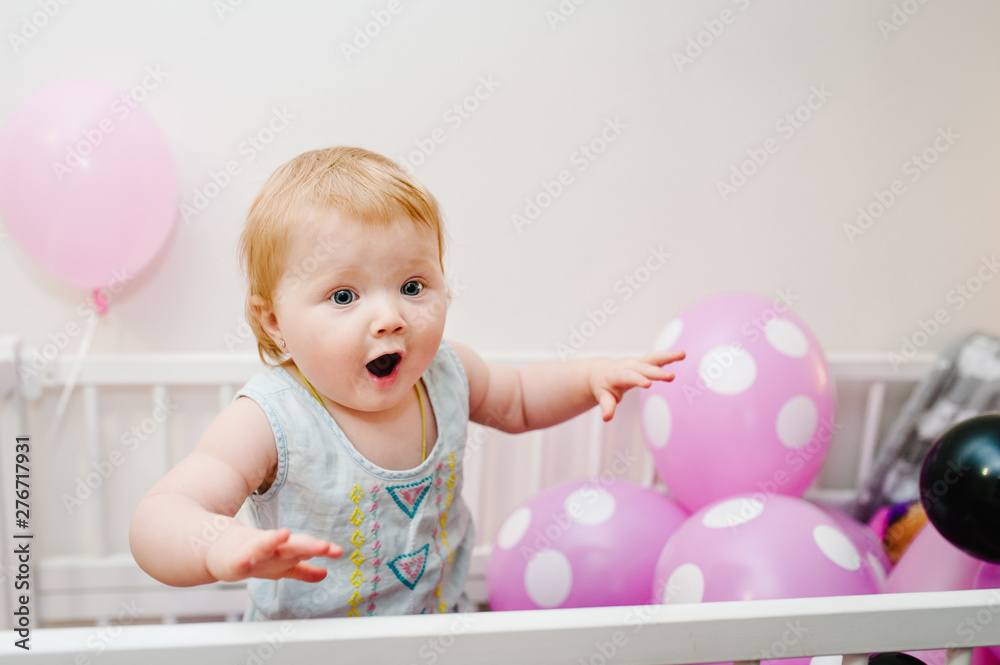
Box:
left=92, top=289, right=108, bottom=315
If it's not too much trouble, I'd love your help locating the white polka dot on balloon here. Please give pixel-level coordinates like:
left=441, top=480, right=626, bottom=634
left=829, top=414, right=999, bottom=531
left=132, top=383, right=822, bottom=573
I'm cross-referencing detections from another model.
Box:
left=867, top=552, right=887, bottom=587
left=565, top=488, right=616, bottom=525
left=524, top=550, right=573, bottom=608
left=654, top=318, right=683, bottom=351
left=765, top=318, right=809, bottom=357
left=496, top=507, right=532, bottom=550
left=776, top=396, right=819, bottom=449
left=642, top=395, right=672, bottom=449
left=702, top=497, right=765, bottom=529
left=813, top=525, right=861, bottom=571
left=699, top=346, right=757, bottom=395
left=662, top=563, right=705, bottom=604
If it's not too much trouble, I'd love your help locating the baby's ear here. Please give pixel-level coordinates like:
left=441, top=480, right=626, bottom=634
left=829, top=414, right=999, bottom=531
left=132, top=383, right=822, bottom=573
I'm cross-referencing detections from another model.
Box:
left=250, top=295, right=280, bottom=338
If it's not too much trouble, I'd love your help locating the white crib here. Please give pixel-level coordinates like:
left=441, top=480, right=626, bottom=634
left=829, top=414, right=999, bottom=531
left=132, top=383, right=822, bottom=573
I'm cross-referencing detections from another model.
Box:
left=0, top=336, right=998, bottom=663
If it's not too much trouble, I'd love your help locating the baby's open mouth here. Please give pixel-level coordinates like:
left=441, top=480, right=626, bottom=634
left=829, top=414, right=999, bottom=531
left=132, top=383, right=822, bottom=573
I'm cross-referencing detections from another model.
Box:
left=366, top=353, right=401, bottom=378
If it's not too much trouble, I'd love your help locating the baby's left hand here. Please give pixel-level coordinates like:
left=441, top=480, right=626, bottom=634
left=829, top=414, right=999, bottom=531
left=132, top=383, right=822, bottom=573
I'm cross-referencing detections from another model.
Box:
left=590, top=349, right=685, bottom=421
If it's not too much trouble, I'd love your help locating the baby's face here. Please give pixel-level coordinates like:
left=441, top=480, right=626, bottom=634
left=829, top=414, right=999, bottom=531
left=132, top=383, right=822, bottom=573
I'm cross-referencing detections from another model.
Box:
left=271, top=210, right=447, bottom=414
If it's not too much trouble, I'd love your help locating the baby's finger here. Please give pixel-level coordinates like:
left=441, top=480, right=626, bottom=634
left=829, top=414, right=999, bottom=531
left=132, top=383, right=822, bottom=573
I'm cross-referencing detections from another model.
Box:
left=221, top=529, right=285, bottom=578
left=242, top=527, right=292, bottom=568
left=645, top=349, right=685, bottom=366
left=636, top=363, right=675, bottom=382
left=599, top=392, right=618, bottom=422
left=277, top=534, right=343, bottom=560
left=284, top=561, right=330, bottom=583
left=613, top=368, right=653, bottom=390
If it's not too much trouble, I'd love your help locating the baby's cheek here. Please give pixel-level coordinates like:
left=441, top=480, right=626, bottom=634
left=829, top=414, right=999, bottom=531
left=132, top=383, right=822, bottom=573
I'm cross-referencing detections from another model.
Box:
left=411, top=300, right=448, bottom=333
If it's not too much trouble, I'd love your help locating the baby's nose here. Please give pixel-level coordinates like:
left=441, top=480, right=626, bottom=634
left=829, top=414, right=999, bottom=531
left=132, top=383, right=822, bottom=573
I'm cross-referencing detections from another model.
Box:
left=370, top=300, right=406, bottom=336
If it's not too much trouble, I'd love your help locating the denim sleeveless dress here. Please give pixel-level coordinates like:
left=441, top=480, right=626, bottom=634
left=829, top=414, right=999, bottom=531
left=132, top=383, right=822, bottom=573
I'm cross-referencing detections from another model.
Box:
left=236, top=340, right=474, bottom=619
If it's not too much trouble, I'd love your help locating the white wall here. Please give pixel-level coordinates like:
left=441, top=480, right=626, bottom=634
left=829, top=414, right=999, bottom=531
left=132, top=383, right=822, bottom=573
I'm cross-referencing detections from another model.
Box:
left=2, top=0, right=999, bottom=361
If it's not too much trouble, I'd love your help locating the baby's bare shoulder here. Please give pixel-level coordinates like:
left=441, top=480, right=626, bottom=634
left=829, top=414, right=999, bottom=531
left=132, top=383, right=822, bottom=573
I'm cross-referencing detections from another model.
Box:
left=200, top=397, right=276, bottom=478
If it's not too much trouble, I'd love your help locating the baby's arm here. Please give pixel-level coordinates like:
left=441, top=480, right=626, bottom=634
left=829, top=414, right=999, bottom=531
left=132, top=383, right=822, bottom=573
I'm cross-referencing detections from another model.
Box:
left=129, top=397, right=341, bottom=586
left=450, top=341, right=684, bottom=432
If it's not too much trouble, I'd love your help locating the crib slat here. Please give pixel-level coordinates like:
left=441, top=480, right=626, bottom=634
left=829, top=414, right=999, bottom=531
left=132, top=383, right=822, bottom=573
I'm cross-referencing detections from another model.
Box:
left=946, top=648, right=974, bottom=665
left=219, top=383, right=234, bottom=411
left=153, top=384, right=170, bottom=474
left=529, top=430, right=544, bottom=494
left=83, top=384, right=105, bottom=558
left=856, top=380, right=886, bottom=489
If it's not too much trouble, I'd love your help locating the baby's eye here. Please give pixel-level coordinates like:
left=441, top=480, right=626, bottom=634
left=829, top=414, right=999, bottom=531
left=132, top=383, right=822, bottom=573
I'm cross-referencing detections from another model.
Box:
left=331, top=289, right=357, bottom=305
left=401, top=281, right=423, bottom=297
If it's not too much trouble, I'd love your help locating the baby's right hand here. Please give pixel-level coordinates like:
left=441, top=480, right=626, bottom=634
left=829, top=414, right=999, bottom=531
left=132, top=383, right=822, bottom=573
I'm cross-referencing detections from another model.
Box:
left=206, top=526, right=343, bottom=583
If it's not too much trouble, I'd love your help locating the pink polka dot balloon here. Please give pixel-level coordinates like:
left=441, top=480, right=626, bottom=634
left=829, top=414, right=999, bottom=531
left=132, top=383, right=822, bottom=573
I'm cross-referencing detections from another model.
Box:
left=640, top=292, right=835, bottom=512
left=821, top=505, right=891, bottom=589
left=652, top=494, right=883, bottom=606
left=974, top=564, right=1000, bottom=661
left=487, top=479, right=688, bottom=610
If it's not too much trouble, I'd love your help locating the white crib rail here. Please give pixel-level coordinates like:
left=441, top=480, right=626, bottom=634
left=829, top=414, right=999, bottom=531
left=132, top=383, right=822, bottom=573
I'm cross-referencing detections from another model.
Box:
left=0, top=345, right=940, bottom=631
left=2, top=590, right=997, bottom=665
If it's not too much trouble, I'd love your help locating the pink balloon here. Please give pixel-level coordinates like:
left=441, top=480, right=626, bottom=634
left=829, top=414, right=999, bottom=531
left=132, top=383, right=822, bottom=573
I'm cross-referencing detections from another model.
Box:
left=976, top=562, right=1000, bottom=591
left=908, top=650, right=946, bottom=665
left=974, top=648, right=1000, bottom=665
left=974, top=564, right=1000, bottom=660
left=0, top=79, right=177, bottom=291
left=639, top=292, right=835, bottom=512
left=653, top=494, right=882, bottom=605
left=822, top=505, right=892, bottom=588
left=487, top=479, right=689, bottom=610
left=883, top=523, right=984, bottom=593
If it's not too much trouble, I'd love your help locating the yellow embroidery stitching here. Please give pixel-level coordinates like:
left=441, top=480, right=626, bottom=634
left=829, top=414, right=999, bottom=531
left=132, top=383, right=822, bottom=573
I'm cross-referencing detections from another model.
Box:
left=434, top=452, right=459, bottom=612
left=351, top=569, right=365, bottom=588
left=348, top=483, right=366, bottom=617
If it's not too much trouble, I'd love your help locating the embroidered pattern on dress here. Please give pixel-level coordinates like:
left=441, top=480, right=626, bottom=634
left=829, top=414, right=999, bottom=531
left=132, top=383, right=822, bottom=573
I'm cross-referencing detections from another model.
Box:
left=347, top=484, right=366, bottom=617
left=387, top=544, right=430, bottom=590
left=385, top=476, right=433, bottom=519
left=366, top=484, right=381, bottom=616
left=432, top=452, right=458, bottom=613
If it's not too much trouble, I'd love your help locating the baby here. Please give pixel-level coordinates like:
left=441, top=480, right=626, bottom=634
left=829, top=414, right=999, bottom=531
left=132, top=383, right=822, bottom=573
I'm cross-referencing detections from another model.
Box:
left=129, top=146, right=684, bottom=619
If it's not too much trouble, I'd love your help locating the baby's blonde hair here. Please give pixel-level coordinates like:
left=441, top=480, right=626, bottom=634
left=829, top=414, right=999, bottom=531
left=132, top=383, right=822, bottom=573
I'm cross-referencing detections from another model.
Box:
left=238, top=146, right=445, bottom=366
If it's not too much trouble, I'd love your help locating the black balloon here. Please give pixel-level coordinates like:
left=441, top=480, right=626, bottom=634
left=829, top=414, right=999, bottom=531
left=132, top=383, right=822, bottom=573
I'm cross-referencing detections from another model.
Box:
left=869, top=653, right=926, bottom=665
left=919, top=412, right=1000, bottom=563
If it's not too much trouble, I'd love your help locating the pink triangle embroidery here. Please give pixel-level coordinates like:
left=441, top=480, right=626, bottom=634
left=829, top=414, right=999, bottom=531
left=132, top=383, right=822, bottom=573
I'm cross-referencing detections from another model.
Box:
left=403, top=487, right=421, bottom=503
